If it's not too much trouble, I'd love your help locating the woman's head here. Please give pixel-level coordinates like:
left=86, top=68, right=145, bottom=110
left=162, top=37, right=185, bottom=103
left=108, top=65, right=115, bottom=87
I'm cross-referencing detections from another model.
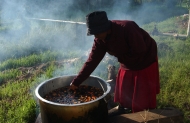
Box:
left=86, top=11, right=111, bottom=36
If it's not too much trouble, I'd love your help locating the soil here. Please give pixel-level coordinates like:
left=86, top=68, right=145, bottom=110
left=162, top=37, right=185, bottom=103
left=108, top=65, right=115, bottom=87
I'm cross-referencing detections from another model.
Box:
left=1, top=58, right=80, bottom=84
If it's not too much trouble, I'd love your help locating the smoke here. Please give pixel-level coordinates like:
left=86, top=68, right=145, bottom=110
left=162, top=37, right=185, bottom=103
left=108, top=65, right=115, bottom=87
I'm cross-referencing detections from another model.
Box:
left=1, top=2, right=189, bottom=117
left=0, top=0, right=93, bottom=62
left=0, top=0, right=188, bottom=69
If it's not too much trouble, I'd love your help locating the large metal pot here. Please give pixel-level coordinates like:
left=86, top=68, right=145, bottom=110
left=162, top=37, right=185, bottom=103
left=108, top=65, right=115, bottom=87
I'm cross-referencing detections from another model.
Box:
left=35, top=75, right=111, bottom=123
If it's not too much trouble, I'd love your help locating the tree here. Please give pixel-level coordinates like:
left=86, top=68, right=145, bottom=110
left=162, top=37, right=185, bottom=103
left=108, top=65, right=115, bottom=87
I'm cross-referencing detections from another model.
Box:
left=183, top=0, right=190, bottom=7
left=164, top=0, right=178, bottom=7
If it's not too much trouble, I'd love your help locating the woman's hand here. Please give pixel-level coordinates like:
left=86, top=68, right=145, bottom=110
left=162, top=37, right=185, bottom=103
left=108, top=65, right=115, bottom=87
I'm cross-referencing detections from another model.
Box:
left=69, top=83, right=78, bottom=90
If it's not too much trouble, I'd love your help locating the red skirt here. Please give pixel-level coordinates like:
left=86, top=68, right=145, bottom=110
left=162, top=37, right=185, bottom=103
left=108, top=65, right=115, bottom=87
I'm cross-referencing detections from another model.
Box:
left=114, top=59, right=160, bottom=112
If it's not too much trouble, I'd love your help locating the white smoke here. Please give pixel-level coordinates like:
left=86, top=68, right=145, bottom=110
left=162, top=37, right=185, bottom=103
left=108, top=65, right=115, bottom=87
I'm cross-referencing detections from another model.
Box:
left=0, top=0, right=187, bottom=62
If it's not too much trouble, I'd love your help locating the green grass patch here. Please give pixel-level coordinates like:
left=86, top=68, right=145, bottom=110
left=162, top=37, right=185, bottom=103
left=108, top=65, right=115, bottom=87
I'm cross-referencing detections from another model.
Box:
left=0, top=80, right=36, bottom=123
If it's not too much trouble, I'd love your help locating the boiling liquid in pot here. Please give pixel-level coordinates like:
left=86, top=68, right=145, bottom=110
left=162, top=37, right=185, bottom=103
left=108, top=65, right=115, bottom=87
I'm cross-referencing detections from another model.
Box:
left=44, top=85, right=104, bottom=104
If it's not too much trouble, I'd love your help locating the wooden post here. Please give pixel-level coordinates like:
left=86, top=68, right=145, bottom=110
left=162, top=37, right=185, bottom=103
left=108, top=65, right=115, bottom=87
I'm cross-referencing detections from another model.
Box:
left=107, top=64, right=118, bottom=110
left=187, top=9, right=190, bottom=37
left=107, top=64, right=116, bottom=93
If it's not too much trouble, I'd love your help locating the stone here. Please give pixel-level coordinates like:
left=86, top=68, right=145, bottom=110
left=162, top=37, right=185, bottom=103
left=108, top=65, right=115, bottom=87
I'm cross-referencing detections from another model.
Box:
left=35, top=113, right=42, bottom=123
left=108, top=107, right=184, bottom=123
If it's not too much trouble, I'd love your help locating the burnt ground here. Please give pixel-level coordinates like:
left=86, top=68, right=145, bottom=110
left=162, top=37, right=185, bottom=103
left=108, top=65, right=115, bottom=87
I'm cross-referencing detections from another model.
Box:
left=16, top=61, right=62, bottom=81
left=0, top=58, right=81, bottom=85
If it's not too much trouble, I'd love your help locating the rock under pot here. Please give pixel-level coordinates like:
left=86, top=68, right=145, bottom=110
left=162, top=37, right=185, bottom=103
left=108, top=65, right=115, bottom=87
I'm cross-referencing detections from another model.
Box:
left=35, top=75, right=111, bottom=123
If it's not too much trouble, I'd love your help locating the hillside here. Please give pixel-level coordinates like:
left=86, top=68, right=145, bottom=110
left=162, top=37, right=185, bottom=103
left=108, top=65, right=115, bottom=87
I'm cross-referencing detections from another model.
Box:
left=1, top=10, right=190, bottom=123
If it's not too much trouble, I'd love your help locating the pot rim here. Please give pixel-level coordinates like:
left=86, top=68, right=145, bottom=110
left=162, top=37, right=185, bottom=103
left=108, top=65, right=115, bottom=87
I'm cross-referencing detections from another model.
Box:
left=35, top=74, right=111, bottom=106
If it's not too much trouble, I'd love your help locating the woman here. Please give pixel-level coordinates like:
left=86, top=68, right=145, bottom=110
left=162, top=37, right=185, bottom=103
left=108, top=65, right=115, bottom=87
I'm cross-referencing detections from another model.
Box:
left=70, top=11, right=160, bottom=114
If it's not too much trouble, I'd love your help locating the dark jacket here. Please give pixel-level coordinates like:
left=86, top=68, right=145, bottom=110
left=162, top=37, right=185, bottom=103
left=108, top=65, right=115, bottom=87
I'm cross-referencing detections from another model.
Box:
left=71, top=20, right=157, bottom=86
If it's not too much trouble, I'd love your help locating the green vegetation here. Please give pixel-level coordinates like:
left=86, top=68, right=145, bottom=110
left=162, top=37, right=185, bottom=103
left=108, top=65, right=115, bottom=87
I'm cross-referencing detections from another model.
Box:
left=0, top=80, right=36, bottom=123
left=1, top=4, right=190, bottom=123
left=143, top=15, right=188, bottom=34
left=156, top=38, right=190, bottom=122
left=143, top=17, right=190, bottom=122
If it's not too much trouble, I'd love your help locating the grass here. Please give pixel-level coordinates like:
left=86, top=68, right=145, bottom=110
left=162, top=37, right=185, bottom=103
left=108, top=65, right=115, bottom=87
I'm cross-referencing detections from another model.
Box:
left=156, top=41, right=190, bottom=122
left=1, top=9, right=190, bottom=123
left=142, top=15, right=188, bottom=34
left=0, top=80, right=36, bottom=123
